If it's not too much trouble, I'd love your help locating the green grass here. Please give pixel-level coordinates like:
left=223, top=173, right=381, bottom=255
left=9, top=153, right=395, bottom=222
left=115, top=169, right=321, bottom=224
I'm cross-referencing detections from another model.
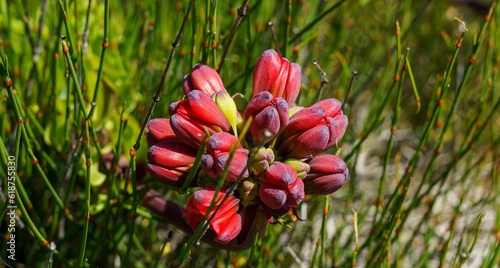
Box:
left=1, top=0, right=499, bottom=267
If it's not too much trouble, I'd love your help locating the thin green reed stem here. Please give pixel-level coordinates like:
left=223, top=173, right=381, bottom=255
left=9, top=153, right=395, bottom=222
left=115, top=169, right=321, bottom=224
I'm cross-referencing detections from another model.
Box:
left=217, top=0, right=249, bottom=73
left=257, top=225, right=271, bottom=267
left=351, top=209, right=360, bottom=268
left=87, top=0, right=110, bottom=120
left=0, top=138, right=11, bottom=223
left=86, top=121, right=107, bottom=174
left=1, top=55, right=71, bottom=220
left=49, top=18, right=63, bottom=120
left=45, top=242, right=57, bottom=268
left=17, top=186, right=49, bottom=248
left=110, top=114, right=127, bottom=196
left=77, top=121, right=92, bottom=267
left=319, top=196, right=329, bottom=267
left=201, top=1, right=210, bottom=64
left=248, top=231, right=260, bottom=266
left=313, top=60, right=329, bottom=103
left=405, top=55, right=421, bottom=112
left=0, top=137, right=7, bottom=169
left=179, top=135, right=209, bottom=193
left=58, top=0, right=77, bottom=60
left=289, top=0, right=347, bottom=44
left=26, top=0, right=48, bottom=97
left=132, top=0, right=195, bottom=152
left=123, top=194, right=137, bottom=268
left=63, top=141, right=83, bottom=207
left=81, top=0, right=92, bottom=57
left=439, top=214, right=458, bottom=266
left=282, top=0, right=291, bottom=58
left=452, top=184, right=483, bottom=266
left=269, top=21, right=281, bottom=55
left=13, top=119, right=34, bottom=211
left=94, top=115, right=124, bottom=255
left=126, top=123, right=142, bottom=268
left=25, top=109, right=44, bottom=140
left=310, top=237, right=320, bottom=267
left=0, top=194, right=9, bottom=224
left=49, top=206, right=61, bottom=244
left=64, top=70, right=71, bottom=145
left=190, top=2, right=198, bottom=67
left=209, top=0, right=218, bottom=66
left=154, top=237, right=169, bottom=268
left=61, top=40, right=88, bottom=117
left=485, top=241, right=500, bottom=268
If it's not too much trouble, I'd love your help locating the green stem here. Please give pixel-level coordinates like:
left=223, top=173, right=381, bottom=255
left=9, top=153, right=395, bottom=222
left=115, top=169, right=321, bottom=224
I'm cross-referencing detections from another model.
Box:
left=17, top=186, right=49, bottom=248
left=87, top=0, right=110, bottom=120
left=61, top=39, right=88, bottom=117
left=289, top=0, right=347, bottom=44
left=77, top=121, right=92, bottom=267
left=319, top=196, right=329, bottom=267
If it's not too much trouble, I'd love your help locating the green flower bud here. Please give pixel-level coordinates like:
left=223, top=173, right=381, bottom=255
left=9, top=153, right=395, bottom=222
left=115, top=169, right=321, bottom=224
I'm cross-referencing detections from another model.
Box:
left=238, top=179, right=258, bottom=207
left=284, top=158, right=310, bottom=179
left=232, top=93, right=248, bottom=112
left=251, top=147, right=275, bottom=173
left=288, top=106, right=303, bottom=118
left=214, top=90, right=239, bottom=136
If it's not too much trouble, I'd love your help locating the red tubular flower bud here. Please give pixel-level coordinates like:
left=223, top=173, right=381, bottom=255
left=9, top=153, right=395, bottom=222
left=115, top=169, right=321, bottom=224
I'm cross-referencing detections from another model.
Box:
left=142, top=190, right=264, bottom=250
left=147, top=118, right=176, bottom=146
left=201, top=132, right=249, bottom=182
left=183, top=187, right=242, bottom=243
left=183, top=64, right=226, bottom=95
left=283, top=63, right=301, bottom=106
left=258, top=162, right=305, bottom=210
left=304, top=154, right=348, bottom=195
left=170, top=90, right=231, bottom=148
left=311, top=99, right=348, bottom=149
left=252, top=49, right=301, bottom=106
left=147, top=140, right=198, bottom=187
left=244, top=91, right=288, bottom=145
left=277, top=98, right=348, bottom=158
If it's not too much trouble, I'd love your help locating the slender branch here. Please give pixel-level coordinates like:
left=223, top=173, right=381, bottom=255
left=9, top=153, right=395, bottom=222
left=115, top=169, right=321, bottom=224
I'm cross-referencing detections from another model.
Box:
left=341, top=71, right=357, bottom=110
left=82, top=0, right=92, bottom=56
left=87, top=0, right=110, bottom=120
left=313, top=60, right=329, bottom=102
left=268, top=21, right=281, bottom=55
left=217, top=0, right=249, bottom=73
left=26, top=0, right=49, bottom=96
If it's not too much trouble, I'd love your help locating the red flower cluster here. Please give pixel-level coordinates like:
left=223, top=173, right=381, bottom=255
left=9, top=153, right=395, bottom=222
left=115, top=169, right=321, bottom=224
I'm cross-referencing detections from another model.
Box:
left=146, top=49, right=349, bottom=246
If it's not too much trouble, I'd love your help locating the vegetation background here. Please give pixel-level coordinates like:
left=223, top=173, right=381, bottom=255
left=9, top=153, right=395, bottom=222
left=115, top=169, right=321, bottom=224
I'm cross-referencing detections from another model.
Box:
left=0, top=0, right=499, bottom=267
